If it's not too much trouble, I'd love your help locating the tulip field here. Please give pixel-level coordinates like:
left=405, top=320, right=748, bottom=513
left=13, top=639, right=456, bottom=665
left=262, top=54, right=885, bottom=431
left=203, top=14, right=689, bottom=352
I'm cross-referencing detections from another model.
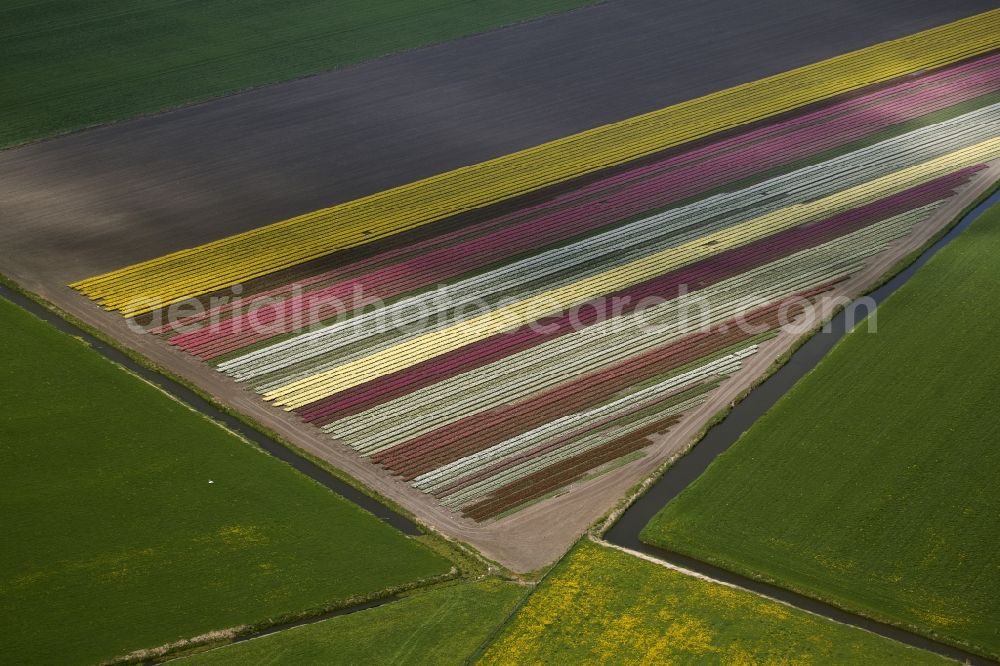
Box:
left=7, top=2, right=1000, bottom=663
left=71, top=12, right=1000, bottom=522
left=72, top=10, right=1000, bottom=317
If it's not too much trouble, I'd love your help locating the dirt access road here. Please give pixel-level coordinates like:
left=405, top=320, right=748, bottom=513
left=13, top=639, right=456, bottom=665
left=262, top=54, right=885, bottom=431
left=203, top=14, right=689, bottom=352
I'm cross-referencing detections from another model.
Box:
left=0, top=0, right=995, bottom=571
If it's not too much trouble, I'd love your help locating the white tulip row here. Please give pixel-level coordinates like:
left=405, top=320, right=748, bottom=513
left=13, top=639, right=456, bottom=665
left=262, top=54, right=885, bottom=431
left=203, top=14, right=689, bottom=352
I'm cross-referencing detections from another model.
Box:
left=327, top=205, right=933, bottom=454
left=217, top=103, right=1000, bottom=387
left=438, top=392, right=716, bottom=511
left=426, top=202, right=938, bottom=511
left=325, top=204, right=938, bottom=455
left=413, top=349, right=755, bottom=495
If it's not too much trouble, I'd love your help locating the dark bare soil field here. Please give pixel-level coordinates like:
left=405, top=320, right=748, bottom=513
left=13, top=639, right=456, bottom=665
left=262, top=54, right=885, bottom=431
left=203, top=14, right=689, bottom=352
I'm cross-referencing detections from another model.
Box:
left=0, top=0, right=994, bottom=291
left=0, top=0, right=595, bottom=148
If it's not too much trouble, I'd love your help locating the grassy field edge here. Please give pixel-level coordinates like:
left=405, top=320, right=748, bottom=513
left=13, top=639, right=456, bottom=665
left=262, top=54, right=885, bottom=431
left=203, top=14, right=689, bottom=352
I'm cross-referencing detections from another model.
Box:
left=633, top=185, right=1000, bottom=661
left=118, top=572, right=459, bottom=664
left=0, top=289, right=463, bottom=664
left=592, top=176, right=1000, bottom=541
left=170, top=577, right=529, bottom=665
left=475, top=539, right=953, bottom=664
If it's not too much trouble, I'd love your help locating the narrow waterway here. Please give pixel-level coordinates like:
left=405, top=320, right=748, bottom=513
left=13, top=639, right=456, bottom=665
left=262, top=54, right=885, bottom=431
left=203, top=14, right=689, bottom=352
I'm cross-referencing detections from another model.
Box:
left=605, top=187, right=1000, bottom=665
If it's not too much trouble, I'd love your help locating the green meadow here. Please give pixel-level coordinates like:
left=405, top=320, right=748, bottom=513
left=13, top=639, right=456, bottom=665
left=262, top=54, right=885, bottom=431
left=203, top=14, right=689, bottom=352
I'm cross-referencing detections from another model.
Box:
left=184, top=580, right=525, bottom=665
left=0, top=297, right=451, bottom=664
left=642, top=200, right=1000, bottom=658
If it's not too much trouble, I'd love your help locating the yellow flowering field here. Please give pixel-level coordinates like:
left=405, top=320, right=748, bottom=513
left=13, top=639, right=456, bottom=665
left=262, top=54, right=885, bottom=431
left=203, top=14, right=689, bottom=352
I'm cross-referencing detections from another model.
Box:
left=479, top=540, right=948, bottom=665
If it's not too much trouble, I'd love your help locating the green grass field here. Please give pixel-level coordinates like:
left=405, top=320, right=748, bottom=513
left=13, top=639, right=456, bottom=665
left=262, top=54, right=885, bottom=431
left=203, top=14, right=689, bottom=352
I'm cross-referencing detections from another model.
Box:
left=0, top=296, right=451, bottom=664
left=0, top=0, right=592, bottom=148
left=641, top=199, right=1000, bottom=658
left=182, top=579, right=525, bottom=665
left=477, top=540, right=948, bottom=664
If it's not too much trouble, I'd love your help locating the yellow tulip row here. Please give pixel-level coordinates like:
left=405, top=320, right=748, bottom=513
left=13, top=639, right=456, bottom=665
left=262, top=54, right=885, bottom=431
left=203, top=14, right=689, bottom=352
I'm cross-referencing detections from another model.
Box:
left=263, top=136, right=1000, bottom=409
left=71, top=9, right=1000, bottom=317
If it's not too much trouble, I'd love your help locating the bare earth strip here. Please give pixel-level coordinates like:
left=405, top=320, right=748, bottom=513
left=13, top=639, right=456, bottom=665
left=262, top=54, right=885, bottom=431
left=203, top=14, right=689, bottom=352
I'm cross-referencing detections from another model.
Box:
left=0, top=0, right=997, bottom=572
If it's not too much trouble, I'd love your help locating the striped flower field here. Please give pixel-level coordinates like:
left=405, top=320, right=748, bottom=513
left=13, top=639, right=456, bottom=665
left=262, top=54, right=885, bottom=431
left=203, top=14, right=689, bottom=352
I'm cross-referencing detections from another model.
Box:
left=73, top=14, right=1000, bottom=521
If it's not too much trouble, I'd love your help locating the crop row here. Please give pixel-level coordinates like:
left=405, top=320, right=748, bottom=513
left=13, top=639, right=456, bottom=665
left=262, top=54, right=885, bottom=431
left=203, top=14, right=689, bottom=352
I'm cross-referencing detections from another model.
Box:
left=261, top=137, right=999, bottom=411
left=164, top=53, right=1000, bottom=357
left=323, top=204, right=940, bottom=466
left=71, top=11, right=1000, bottom=316
left=65, top=36, right=1000, bottom=519
left=227, top=128, right=988, bottom=395
left=189, top=87, right=1000, bottom=367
